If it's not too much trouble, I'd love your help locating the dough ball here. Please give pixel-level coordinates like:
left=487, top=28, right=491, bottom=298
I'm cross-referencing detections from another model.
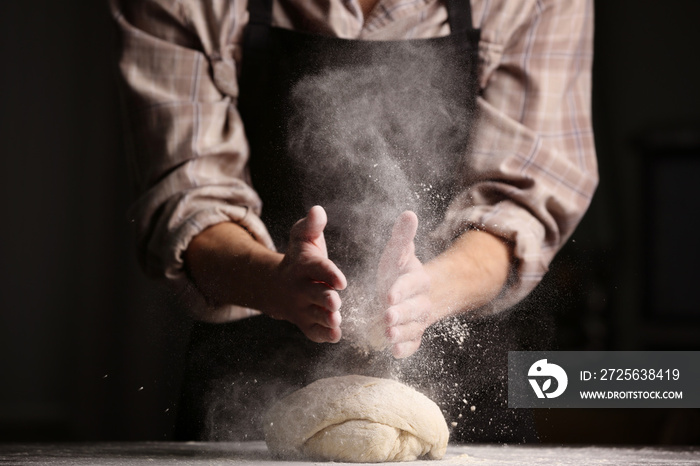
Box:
left=264, top=375, right=449, bottom=462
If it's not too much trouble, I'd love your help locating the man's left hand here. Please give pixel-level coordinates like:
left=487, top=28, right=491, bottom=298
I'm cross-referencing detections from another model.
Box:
left=376, top=211, right=432, bottom=359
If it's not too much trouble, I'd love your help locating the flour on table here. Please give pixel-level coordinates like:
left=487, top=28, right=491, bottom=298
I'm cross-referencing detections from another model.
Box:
left=264, top=375, right=449, bottom=462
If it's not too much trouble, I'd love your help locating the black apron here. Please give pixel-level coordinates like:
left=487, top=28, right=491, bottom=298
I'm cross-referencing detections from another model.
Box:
left=175, top=0, right=538, bottom=443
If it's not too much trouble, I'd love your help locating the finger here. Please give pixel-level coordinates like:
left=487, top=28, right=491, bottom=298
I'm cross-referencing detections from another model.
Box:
left=386, top=268, right=430, bottom=305
left=305, top=323, right=342, bottom=344
left=298, top=281, right=342, bottom=312
left=294, top=298, right=341, bottom=328
left=386, top=320, right=426, bottom=345
left=323, top=288, right=343, bottom=313
left=308, top=305, right=342, bottom=328
left=384, top=294, right=431, bottom=326
left=392, top=339, right=421, bottom=359
left=305, top=258, right=347, bottom=291
left=290, top=205, right=327, bottom=244
left=326, top=308, right=342, bottom=328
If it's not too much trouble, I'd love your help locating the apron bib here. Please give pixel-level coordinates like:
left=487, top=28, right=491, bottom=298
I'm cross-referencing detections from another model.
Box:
left=237, top=0, right=480, bottom=278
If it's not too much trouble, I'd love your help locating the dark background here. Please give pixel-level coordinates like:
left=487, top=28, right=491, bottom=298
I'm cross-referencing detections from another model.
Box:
left=1, top=0, right=699, bottom=444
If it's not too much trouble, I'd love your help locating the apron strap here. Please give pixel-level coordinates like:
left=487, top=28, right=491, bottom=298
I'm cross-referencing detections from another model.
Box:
left=446, top=0, right=474, bottom=33
left=246, top=0, right=475, bottom=32
left=248, top=0, right=273, bottom=25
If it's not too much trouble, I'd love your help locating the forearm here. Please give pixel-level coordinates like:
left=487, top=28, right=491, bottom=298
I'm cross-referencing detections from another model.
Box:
left=184, top=222, right=283, bottom=313
left=424, top=230, right=512, bottom=324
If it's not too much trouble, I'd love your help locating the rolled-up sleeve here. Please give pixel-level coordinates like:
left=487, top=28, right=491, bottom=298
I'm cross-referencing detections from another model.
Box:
left=432, top=0, right=598, bottom=315
left=111, top=0, right=273, bottom=320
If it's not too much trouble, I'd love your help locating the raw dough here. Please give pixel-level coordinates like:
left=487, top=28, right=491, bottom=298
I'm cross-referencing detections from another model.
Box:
left=264, top=375, right=449, bottom=462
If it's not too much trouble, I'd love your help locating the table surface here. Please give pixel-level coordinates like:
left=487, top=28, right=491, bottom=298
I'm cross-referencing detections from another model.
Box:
left=0, top=442, right=698, bottom=465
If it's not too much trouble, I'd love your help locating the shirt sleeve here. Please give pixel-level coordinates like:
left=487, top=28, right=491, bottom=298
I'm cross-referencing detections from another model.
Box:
left=431, top=0, right=598, bottom=315
left=111, top=0, right=273, bottom=321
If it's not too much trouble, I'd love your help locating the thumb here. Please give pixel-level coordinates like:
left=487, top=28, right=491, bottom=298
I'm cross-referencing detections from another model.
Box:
left=385, top=210, right=418, bottom=267
left=377, top=211, right=418, bottom=293
left=290, top=205, right=328, bottom=250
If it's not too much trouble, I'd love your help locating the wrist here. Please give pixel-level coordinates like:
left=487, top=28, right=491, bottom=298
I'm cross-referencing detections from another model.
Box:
left=425, top=229, right=511, bottom=322
left=184, top=222, right=284, bottom=312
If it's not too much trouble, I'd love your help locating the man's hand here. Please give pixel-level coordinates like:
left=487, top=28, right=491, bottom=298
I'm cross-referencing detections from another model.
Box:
left=185, top=206, right=346, bottom=344
left=374, top=212, right=513, bottom=359
left=376, top=211, right=432, bottom=359
left=270, top=205, right=347, bottom=343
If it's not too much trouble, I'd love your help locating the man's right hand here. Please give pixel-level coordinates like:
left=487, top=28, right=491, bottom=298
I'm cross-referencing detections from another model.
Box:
left=269, top=205, right=347, bottom=343
left=184, top=205, right=346, bottom=344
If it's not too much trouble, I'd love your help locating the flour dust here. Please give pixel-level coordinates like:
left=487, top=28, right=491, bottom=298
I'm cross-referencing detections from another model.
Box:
left=286, top=40, right=474, bottom=352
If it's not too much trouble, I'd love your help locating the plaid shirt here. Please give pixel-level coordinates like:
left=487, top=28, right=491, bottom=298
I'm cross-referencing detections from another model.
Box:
left=111, top=0, right=597, bottom=321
